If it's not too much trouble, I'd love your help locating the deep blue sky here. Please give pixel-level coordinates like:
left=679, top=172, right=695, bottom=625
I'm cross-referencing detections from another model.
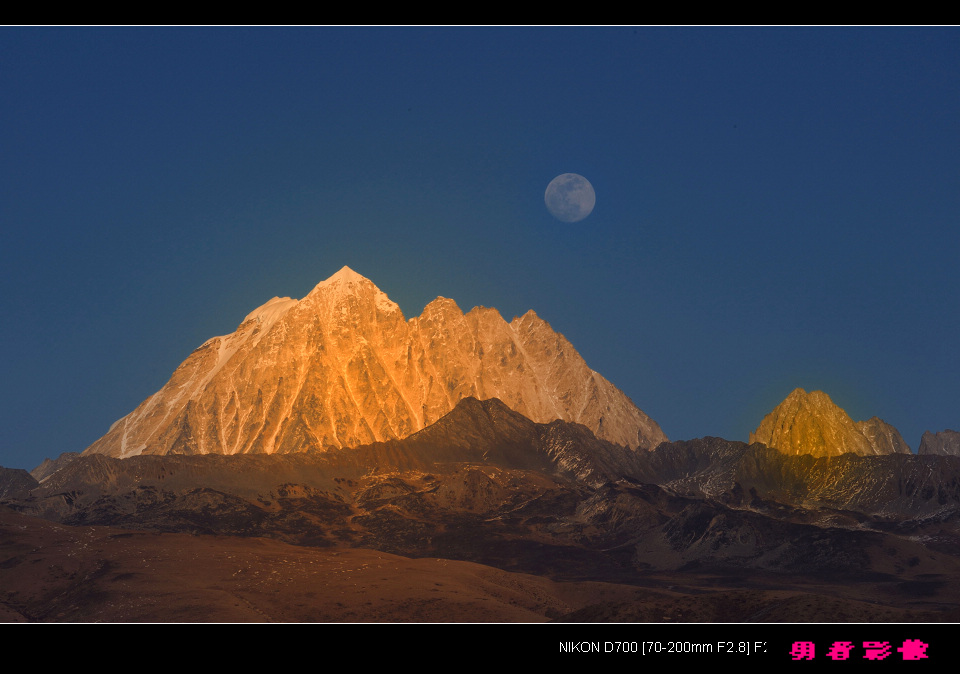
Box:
left=2, top=27, right=958, bottom=470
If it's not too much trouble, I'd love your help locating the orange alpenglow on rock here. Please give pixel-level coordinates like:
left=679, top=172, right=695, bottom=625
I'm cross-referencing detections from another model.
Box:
left=749, top=388, right=911, bottom=457
left=83, top=266, right=667, bottom=458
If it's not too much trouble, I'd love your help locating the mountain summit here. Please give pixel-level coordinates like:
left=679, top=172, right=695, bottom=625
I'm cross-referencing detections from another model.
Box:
left=83, top=267, right=666, bottom=458
left=749, top=388, right=910, bottom=457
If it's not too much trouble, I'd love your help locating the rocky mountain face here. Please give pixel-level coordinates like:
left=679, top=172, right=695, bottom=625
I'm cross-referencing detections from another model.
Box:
left=749, top=388, right=910, bottom=457
left=0, top=468, right=36, bottom=500
left=16, top=398, right=657, bottom=524
left=919, top=430, right=960, bottom=456
left=29, top=452, right=80, bottom=483
left=856, top=416, right=913, bottom=455
left=82, top=267, right=666, bottom=459
left=626, top=436, right=960, bottom=520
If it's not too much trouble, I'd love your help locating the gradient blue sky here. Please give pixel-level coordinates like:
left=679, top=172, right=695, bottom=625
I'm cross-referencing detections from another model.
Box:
left=2, top=27, right=957, bottom=470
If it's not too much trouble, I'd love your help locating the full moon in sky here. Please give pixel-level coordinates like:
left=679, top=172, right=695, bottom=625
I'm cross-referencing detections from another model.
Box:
left=544, top=173, right=596, bottom=222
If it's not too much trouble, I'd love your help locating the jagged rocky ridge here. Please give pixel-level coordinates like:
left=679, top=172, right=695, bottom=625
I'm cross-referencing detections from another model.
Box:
left=750, top=388, right=911, bottom=457
left=920, top=430, right=960, bottom=456
left=82, top=267, right=665, bottom=459
left=8, top=397, right=960, bottom=583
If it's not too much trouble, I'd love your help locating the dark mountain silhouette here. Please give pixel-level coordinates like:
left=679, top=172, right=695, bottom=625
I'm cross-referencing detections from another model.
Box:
left=5, top=396, right=960, bottom=622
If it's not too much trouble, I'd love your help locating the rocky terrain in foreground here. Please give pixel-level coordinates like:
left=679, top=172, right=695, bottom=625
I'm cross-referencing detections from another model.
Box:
left=5, top=397, right=960, bottom=622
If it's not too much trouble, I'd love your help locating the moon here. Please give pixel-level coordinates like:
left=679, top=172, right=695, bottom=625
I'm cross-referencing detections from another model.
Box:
left=544, top=173, right=596, bottom=222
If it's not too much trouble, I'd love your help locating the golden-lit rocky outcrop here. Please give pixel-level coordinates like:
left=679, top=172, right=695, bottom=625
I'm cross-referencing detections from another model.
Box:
left=83, top=267, right=665, bottom=458
left=749, top=388, right=910, bottom=457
